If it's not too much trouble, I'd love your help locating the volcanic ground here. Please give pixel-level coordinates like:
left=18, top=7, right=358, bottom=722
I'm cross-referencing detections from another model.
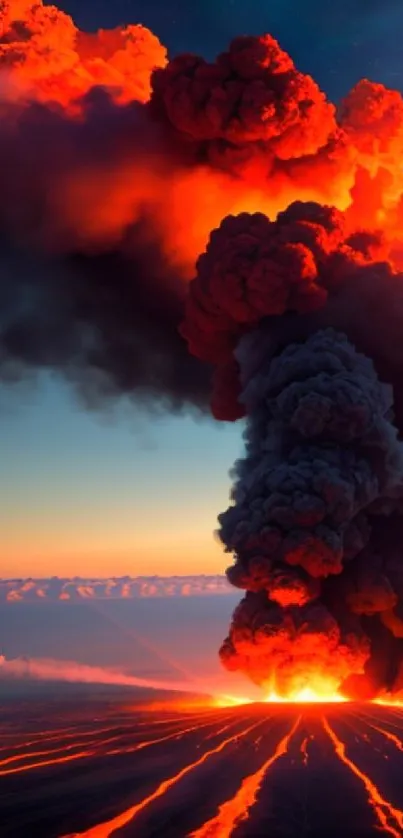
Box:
left=1, top=686, right=403, bottom=837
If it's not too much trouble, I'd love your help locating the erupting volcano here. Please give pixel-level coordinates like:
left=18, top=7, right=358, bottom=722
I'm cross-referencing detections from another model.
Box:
left=182, top=207, right=403, bottom=702
left=4, top=1, right=403, bottom=705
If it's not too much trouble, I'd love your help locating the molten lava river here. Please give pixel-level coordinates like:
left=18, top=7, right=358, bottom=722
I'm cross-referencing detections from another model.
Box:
left=2, top=689, right=403, bottom=838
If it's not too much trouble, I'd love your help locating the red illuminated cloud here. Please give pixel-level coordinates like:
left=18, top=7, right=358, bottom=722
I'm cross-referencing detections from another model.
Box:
left=0, top=0, right=167, bottom=107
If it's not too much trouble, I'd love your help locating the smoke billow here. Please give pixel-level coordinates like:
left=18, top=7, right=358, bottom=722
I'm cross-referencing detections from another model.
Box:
left=4, top=2, right=403, bottom=695
left=182, top=203, right=403, bottom=699
left=1, top=2, right=401, bottom=414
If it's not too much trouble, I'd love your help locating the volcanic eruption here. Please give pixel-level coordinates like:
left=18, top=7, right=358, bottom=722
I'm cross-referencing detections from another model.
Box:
left=182, top=204, right=403, bottom=700
left=3, top=2, right=403, bottom=700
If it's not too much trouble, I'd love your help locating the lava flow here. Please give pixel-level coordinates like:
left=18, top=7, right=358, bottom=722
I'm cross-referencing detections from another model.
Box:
left=4, top=695, right=403, bottom=837
left=322, top=717, right=403, bottom=838
left=189, top=716, right=301, bottom=838
left=61, top=716, right=265, bottom=837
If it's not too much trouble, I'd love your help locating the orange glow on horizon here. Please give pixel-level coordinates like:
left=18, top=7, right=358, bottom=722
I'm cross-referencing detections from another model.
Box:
left=212, top=695, right=252, bottom=707
left=213, top=673, right=348, bottom=707
left=4, top=649, right=403, bottom=709
left=212, top=683, right=403, bottom=709
left=0, top=537, right=226, bottom=579
left=264, top=687, right=347, bottom=704
left=373, top=697, right=403, bottom=708
left=0, top=508, right=230, bottom=578
left=210, top=692, right=403, bottom=709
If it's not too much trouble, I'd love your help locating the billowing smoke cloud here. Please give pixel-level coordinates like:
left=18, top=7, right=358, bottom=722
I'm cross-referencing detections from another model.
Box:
left=182, top=202, right=403, bottom=700
left=0, top=0, right=167, bottom=106
left=0, top=0, right=210, bottom=412
left=2, top=2, right=403, bottom=413
left=3, top=2, right=403, bottom=696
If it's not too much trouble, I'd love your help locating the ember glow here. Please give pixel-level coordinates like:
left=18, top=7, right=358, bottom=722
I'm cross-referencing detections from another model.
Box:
left=264, top=687, right=346, bottom=704
left=3, top=2, right=403, bottom=700
left=261, top=672, right=348, bottom=703
left=212, top=695, right=254, bottom=708
left=374, top=697, right=403, bottom=708
left=214, top=679, right=347, bottom=706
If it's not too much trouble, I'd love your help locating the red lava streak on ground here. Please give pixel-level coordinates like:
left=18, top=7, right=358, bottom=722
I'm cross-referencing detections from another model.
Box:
left=2, top=695, right=403, bottom=837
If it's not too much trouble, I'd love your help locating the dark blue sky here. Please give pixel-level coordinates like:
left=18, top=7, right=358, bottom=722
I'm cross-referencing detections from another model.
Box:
left=57, top=0, right=403, bottom=99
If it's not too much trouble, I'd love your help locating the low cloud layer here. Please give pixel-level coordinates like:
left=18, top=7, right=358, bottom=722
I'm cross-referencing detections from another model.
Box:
left=0, top=575, right=233, bottom=602
left=0, top=655, right=209, bottom=696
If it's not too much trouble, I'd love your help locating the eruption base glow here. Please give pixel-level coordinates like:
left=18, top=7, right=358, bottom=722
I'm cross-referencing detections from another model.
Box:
left=214, top=689, right=347, bottom=708
left=263, top=687, right=347, bottom=704
left=214, top=672, right=348, bottom=706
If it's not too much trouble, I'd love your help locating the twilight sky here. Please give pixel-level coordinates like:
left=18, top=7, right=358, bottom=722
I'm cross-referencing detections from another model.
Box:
left=1, top=0, right=403, bottom=579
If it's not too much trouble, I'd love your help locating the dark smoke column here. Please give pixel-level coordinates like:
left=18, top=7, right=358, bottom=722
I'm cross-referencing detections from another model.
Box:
left=181, top=201, right=403, bottom=699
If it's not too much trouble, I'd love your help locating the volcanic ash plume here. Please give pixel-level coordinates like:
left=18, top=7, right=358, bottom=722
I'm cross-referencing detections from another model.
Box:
left=4, top=7, right=403, bottom=414
left=5, top=3, right=403, bottom=696
left=0, top=0, right=209, bottom=412
left=182, top=202, right=403, bottom=699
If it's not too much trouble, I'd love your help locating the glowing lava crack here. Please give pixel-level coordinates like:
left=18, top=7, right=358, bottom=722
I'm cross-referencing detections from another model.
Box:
left=4, top=698, right=403, bottom=838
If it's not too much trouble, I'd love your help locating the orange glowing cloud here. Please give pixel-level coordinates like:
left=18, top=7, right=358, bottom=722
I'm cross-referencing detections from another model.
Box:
left=3, top=3, right=403, bottom=417
left=0, top=1, right=167, bottom=108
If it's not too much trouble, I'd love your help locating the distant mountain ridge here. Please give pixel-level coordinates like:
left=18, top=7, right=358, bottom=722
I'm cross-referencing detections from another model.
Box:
left=0, top=576, right=233, bottom=602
